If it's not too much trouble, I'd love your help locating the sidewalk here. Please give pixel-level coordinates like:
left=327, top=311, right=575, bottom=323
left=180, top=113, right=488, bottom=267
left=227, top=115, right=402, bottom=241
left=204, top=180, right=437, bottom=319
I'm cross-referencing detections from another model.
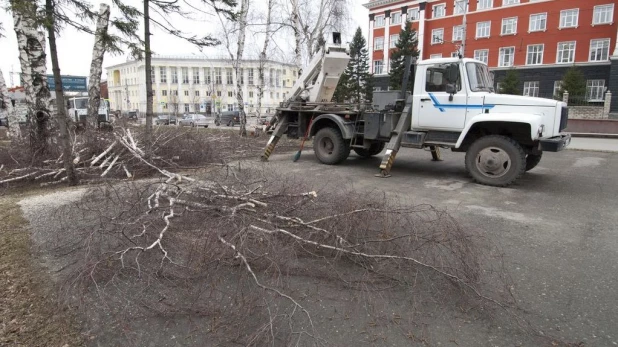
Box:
left=568, top=137, right=618, bottom=152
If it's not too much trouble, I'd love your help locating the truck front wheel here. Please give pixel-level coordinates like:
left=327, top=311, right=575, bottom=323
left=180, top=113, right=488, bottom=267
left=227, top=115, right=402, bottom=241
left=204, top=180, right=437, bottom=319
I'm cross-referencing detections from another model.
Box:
left=314, top=127, right=350, bottom=165
left=465, top=135, right=526, bottom=187
left=353, top=142, right=385, bottom=157
left=525, top=153, right=543, bottom=171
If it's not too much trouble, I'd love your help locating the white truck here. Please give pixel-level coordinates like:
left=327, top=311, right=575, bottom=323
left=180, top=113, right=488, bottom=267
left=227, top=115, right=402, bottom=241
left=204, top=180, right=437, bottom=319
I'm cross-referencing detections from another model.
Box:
left=67, top=97, right=111, bottom=127
left=261, top=35, right=571, bottom=187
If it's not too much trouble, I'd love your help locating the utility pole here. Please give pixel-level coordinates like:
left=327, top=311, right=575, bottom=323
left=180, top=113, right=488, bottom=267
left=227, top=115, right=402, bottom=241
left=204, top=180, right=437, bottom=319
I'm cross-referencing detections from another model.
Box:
left=460, top=0, right=468, bottom=57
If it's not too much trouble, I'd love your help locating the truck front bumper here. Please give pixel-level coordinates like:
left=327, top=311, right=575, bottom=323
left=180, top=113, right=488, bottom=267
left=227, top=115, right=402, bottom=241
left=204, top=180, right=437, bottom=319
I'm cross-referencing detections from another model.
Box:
left=539, top=134, right=571, bottom=152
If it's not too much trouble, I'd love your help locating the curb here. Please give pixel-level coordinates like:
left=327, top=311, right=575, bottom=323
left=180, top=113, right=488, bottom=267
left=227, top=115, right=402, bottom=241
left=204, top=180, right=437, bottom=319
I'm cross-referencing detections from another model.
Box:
left=568, top=133, right=618, bottom=139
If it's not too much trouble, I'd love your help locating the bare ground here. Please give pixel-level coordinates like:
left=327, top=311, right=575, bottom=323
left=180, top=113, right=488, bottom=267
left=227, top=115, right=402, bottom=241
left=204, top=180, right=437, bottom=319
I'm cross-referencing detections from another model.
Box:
left=0, top=192, right=84, bottom=347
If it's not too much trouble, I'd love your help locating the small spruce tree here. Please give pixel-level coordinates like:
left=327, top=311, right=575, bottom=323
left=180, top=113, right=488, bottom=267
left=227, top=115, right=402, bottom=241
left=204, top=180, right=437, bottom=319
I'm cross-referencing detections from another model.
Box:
left=332, top=27, right=373, bottom=103
left=558, top=66, right=587, bottom=102
left=389, top=21, right=419, bottom=91
left=499, top=69, right=520, bottom=95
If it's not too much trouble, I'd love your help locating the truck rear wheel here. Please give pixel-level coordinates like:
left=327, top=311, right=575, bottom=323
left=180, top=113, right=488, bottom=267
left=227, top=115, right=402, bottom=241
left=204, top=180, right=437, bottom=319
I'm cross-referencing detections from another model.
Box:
left=314, top=127, right=350, bottom=165
left=353, top=142, right=385, bottom=157
left=525, top=153, right=543, bottom=171
left=465, top=135, right=526, bottom=187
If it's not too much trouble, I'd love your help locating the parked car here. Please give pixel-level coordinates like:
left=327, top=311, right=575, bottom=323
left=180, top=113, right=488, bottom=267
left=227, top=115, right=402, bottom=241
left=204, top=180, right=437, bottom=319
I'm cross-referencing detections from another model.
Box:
left=179, top=114, right=209, bottom=128
left=215, top=111, right=240, bottom=126
left=155, top=115, right=177, bottom=125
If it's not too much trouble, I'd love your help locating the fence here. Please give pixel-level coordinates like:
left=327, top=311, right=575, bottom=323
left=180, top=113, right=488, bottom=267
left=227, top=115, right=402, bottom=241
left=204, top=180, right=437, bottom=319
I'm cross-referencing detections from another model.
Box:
left=562, top=91, right=612, bottom=120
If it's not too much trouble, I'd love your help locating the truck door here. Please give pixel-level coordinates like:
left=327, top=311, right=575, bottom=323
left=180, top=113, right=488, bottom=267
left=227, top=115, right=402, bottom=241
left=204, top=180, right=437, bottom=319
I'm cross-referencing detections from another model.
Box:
left=416, top=62, right=467, bottom=130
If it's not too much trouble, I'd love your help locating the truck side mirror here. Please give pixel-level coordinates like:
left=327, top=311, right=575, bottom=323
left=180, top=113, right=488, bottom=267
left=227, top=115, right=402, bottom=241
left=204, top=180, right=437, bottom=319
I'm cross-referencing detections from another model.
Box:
left=447, top=63, right=459, bottom=83
left=66, top=101, right=71, bottom=109
left=446, top=83, right=456, bottom=101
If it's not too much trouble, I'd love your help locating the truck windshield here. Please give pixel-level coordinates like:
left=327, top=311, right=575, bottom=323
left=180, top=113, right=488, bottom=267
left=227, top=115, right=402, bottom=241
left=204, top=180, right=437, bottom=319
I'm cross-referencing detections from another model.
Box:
left=466, top=63, right=494, bottom=92
left=74, top=98, right=89, bottom=109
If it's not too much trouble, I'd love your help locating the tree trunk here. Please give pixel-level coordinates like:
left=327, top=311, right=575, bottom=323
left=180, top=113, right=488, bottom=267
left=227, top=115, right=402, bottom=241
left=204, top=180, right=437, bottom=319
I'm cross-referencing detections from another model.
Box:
left=256, top=0, right=273, bottom=123
left=236, top=0, right=249, bottom=137
left=0, top=68, right=21, bottom=139
left=87, top=3, right=111, bottom=128
left=45, top=0, right=78, bottom=185
left=290, top=0, right=302, bottom=68
left=12, top=2, right=49, bottom=151
left=143, top=0, right=153, bottom=156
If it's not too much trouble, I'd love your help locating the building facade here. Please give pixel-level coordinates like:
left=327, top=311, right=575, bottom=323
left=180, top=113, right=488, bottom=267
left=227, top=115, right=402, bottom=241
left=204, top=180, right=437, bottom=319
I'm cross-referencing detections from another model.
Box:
left=106, top=56, right=298, bottom=115
left=363, top=0, right=618, bottom=112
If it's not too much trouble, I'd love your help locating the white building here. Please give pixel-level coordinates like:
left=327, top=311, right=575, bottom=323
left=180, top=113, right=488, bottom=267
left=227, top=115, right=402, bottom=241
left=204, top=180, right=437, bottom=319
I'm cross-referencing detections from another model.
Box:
left=105, top=56, right=298, bottom=115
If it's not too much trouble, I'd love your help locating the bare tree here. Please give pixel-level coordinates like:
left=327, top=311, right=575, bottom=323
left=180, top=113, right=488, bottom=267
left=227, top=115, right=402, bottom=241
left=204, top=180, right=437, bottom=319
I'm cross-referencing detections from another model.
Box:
left=217, top=0, right=250, bottom=136
left=0, top=68, right=21, bottom=138
left=86, top=3, right=111, bottom=128
left=255, top=0, right=274, bottom=123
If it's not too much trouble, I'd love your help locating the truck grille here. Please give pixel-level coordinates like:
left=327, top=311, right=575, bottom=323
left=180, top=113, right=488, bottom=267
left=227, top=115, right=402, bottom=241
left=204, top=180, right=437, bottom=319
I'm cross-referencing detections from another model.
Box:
left=559, top=106, right=568, bottom=132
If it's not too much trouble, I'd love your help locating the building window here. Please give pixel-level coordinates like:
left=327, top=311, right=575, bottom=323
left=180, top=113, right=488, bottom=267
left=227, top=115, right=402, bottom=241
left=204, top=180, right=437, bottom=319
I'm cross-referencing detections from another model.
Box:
left=526, top=44, right=544, bottom=65
left=430, top=54, right=443, bottom=59
left=374, top=37, right=384, bottom=50
left=171, top=67, right=178, bottom=84
left=184, top=104, right=190, bottom=113
left=150, top=67, right=156, bottom=83
left=391, top=12, right=401, bottom=25
left=407, top=7, right=419, bottom=20
left=389, top=34, right=399, bottom=48
left=172, top=90, right=178, bottom=96
left=454, top=0, right=467, bottom=14
left=556, top=41, right=576, bottom=63
left=217, top=90, right=221, bottom=97
left=374, top=60, right=384, bottom=74
left=498, top=47, right=515, bottom=67
left=553, top=81, right=563, bottom=98
left=374, top=15, right=385, bottom=27
left=249, top=91, right=254, bottom=98
left=192, top=67, right=200, bottom=84
left=269, top=69, right=275, bottom=87
left=501, top=17, right=517, bottom=35
left=276, top=70, right=281, bottom=87
left=204, top=68, right=211, bottom=84
left=560, top=9, right=579, bottom=28
left=195, top=90, right=199, bottom=96
left=184, top=90, right=189, bottom=96
left=433, top=4, right=445, bottom=18
left=226, top=69, right=233, bottom=85
left=215, top=68, right=222, bottom=84
left=476, top=21, right=491, bottom=38
left=474, top=49, right=489, bottom=64
left=182, top=67, right=189, bottom=84
left=589, top=39, right=610, bottom=61
left=529, top=13, right=547, bottom=32
left=228, top=91, right=233, bottom=97
left=478, top=0, right=493, bottom=10
left=248, top=68, right=254, bottom=85
left=431, top=28, right=444, bottom=44
left=162, top=90, right=168, bottom=96
left=593, top=4, right=614, bottom=25
left=239, top=68, right=244, bottom=85
left=227, top=104, right=234, bottom=111
left=502, top=0, right=519, bottom=6
left=452, top=25, right=464, bottom=41
left=587, top=80, right=605, bottom=101
left=523, top=81, right=539, bottom=97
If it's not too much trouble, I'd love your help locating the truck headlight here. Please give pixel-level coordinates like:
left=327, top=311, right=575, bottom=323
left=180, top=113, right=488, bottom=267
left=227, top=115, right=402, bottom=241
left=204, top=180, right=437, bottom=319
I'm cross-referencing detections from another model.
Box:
left=538, top=125, right=545, bottom=136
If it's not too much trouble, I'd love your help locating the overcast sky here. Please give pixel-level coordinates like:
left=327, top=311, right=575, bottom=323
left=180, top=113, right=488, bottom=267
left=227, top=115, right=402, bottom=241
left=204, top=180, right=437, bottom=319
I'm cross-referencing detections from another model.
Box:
left=0, top=0, right=369, bottom=88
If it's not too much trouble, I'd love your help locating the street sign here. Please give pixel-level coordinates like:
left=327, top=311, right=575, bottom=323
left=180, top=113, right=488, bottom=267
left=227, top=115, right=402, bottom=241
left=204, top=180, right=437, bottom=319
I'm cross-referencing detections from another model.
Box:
left=47, top=75, right=87, bottom=92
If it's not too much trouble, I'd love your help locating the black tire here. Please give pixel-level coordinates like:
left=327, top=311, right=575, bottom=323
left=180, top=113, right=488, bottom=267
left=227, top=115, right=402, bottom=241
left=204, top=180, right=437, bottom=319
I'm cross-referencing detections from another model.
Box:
left=465, top=135, right=526, bottom=187
left=314, top=127, right=350, bottom=165
left=191, top=123, right=194, bottom=127
left=525, top=153, right=543, bottom=171
left=227, top=120, right=233, bottom=127
left=353, top=142, right=385, bottom=157
left=215, top=120, right=220, bottom=126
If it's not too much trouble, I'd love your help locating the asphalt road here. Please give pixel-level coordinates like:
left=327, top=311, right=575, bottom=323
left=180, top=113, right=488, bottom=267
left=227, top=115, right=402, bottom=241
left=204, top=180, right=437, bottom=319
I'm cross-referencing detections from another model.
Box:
left=261, top=146, right=618, bottom=346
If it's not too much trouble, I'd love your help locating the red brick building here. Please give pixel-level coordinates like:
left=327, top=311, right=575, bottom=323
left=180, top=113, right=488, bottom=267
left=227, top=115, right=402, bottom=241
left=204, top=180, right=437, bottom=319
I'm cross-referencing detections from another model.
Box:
left=363, top=0, right=618, bottom=112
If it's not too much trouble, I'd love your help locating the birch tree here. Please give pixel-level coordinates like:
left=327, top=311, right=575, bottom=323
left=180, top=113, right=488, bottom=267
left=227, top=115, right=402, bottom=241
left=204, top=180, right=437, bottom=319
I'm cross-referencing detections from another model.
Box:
left=86, top=3, right=111, bottom=128
left=217, top=0, right=249, bottom=136
left=0, top=68, right=21, bottom=138
left=288, top=0, right=349, bottom=66
left=256, top=0, right=274, bottom=124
